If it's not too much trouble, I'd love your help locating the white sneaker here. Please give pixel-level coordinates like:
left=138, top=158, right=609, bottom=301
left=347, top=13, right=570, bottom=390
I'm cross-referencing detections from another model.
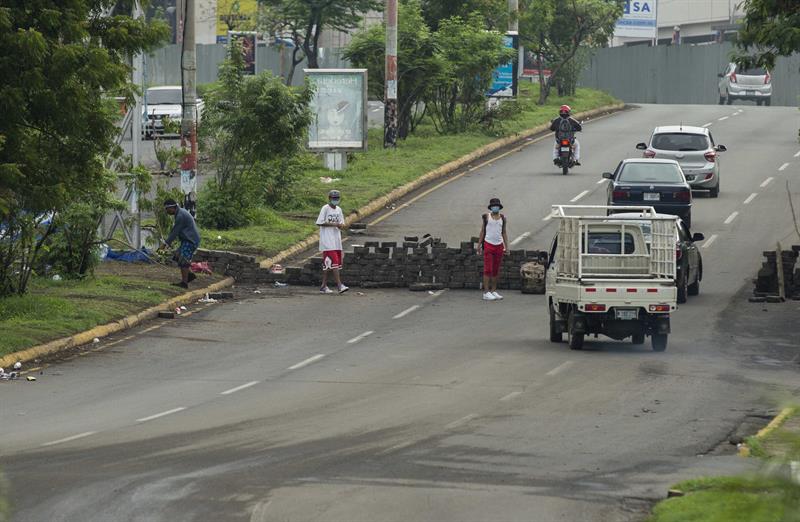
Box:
left=492, top=291, right=504, bottom=300
left=482, top=292, right=497, bottom=301
left=338, top=284, right=349, bottom=294
left=320, top=286, right=334, bottom=294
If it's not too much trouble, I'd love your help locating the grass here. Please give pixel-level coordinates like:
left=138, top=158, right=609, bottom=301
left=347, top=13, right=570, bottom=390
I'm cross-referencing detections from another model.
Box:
left=202, top=84, right=619, bottom=256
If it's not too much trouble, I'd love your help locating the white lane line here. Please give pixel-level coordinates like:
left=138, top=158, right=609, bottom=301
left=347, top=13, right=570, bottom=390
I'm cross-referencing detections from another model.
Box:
left=794, top=151, right=800, bottom=158
left=510, top=232, right=531, bottom=246
left=220, top=381, right=259, bottom=395
left=347, top=331, right=374, bottom=344
left=570, top=190, right=590, bottom=203
left=596, top=178, right=606, bottom=184
left=546, top=361, right=574, bottom=376
left=445, top=413, right=479, bottom=430
left=761, top=177, right=774, bottom=188
left=702, top=122, right=713, bottom=127
left=731, top=112, right=739, bottom=117
left=701, top=234, right=718, bottom=249
left=718, top=116, right=729, bottom=121
left=288, top=353, right=326, bottom=370
left=779, top=162, right=790, bottom=171
left=136, top=407, right=186, bottom=423
left=724, top=211, right=739, bottom=225
left=499, top=391, right=523, bottom=402
left=41, top=431, right=97, bottom=447
left=393, top=305, right=420, bottom=319
left=743, top=193, right=758, bottom=205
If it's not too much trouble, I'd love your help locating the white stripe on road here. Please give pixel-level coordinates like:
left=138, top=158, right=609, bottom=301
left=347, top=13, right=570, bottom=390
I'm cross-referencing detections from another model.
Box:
left=701, top=234, right=718, bottom=249
left=743, top=193, right=758, bottom=205
left=347, top=331, right=374, bottom=344
left=445, top=413, right=479, bottom=430
left=393, top=305, right=420, bottom=319
left=718, top=116, right=729, bottom=121
left=732, top=112, right=739, bottom=116
left=220, top=381, right=259, bottom=395
left=499, top=391, right=523, bottom=402
left=779, top=162, right=790, bottom=171
left=546, top=361, right=574, bottom=376
left=596, top=178, right=607, bottom=184
left=570, top=190, right=590, bottom=203
left=288, top=354, right=326, bottom=370
left=724, top=211, right=739, bottom=225
left=136, top=407, right=186, bottom=423
left=510, top=232, right=531, bottom=246
left=41, top=431, right=96, bottom=447
left=761, top=177, right=774, bottom=188
left=702, top=122, right=713, bottom=127
left=794, top=151, right=800, bottom=158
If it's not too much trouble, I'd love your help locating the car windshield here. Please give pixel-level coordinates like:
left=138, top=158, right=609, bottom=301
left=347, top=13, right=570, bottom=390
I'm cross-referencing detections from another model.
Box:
left=651, top=133, right=708, bottom=151
left=146, top=89, right=182, bottom=105
left=583, top=232, right=636, bottom=255
left=740, top=67, right=767, bottom=76
left=618, top=163, right=684, bottom=184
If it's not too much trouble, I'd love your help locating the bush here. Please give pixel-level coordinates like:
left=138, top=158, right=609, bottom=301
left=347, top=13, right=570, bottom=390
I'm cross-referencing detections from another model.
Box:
left=196, top=179, right=256, bottom=230
left=257, top=154, right=318, bottom=210
left=44, top=203, right=106, bottom=278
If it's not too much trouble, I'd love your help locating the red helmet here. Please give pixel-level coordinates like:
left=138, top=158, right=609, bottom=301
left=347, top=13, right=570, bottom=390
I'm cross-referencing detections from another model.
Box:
left=559, top=105, right=571, bottom=115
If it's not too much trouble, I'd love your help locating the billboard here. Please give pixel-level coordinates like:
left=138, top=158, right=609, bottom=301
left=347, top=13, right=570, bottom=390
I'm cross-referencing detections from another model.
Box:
left=615, top=0, right=658, bottom=39
left=306, top=69, right=368, bottom=152
left=487, top=32, right=519, bottom=97
left=216, top=0, right=258, bottom=42
left=228, top=31, right=257, bottom=75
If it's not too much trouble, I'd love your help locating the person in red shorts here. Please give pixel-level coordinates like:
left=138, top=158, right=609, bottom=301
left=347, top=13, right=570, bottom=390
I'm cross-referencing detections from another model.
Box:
left=316, top=190, right=349, bottom=294
left=477, top=197, right=509, bottom=301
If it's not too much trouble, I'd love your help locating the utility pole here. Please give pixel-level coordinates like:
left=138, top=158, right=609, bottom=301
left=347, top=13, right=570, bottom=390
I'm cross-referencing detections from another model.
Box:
left=508, top=0, right=522, bottom=83
left=180, top=0, right=198, bottom=216
left=131, top=0, right=144, bottom=249
left=384, top=0, right=398, bottom=148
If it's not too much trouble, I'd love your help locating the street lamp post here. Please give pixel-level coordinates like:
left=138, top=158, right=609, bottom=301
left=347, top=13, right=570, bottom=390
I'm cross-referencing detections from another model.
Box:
left=180, top=0, right=198, bottom=216
left=384, top=0, right=398, bottom=148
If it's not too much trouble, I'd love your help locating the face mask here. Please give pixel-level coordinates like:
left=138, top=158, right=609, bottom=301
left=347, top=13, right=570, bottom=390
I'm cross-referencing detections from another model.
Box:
left=330, top=199, right=340, bottom=206
left=490, top=206, right=500, bottom=213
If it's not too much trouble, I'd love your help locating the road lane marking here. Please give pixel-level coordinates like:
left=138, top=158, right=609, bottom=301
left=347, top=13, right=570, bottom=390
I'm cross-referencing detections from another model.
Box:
left=794, top=151, right=800, bottom=158
left=347, top=331, right=374, bottom=344
left=288, top=354, right=326, bottom=370
left=732, top=112, right=739, bottom=117
left=570, top=190, right=590, bottom=203
left=445, top=413, right=479, bottom=430
left=141, top=325, right=163, bottom=333
left=41, top=431, right=97, bottom=447
left=701, top=234, right=718, bottom=249
left=779, top=162, right=790, bottom=171
left=724, top=211, right=739, bottom=225
left=220, top=381, right=259, bottom=395
left=136, top=407, right=186, bottom=423
left=702, top=122, right=713, bottom=127
left=546, top=361, right=574, bottom=376
left=718, top=116, right=729, bottom=121
left=510, top=232, right=531, bottom=246
left=761, top=177, right=774, bottom=188
left=499, top=391, right=523, bottom=402
left=393, top=305, right=420, bottom=319
left=743, top=193, right=758, bottom=205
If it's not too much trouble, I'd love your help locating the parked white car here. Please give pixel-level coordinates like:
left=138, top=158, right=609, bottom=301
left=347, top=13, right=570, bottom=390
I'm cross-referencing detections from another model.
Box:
left=718, top=63, right=772, bottom=106
left=142, top=86, right=204, bottom=138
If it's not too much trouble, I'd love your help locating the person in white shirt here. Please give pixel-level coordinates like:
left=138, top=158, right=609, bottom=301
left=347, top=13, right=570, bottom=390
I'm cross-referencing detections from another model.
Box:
left=316, top=190, right=349, bottom=294
left=477, top=197, right=509, bottom=301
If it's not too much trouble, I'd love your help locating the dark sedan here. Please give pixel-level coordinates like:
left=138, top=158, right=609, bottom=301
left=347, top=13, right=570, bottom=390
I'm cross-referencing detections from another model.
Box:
left=604, top=159, right=693, bottom=228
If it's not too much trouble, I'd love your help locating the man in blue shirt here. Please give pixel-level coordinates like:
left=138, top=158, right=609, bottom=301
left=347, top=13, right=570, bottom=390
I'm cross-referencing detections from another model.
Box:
left=160, top=199, right=201, bottom=289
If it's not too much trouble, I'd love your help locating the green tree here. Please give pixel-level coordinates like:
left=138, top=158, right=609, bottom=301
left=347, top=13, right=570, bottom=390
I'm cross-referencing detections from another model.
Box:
left=0, top=1, right=168, bottom=296
left=735, top=0, right=800, bottom=71
left=344, top=0, right=439, bottom=139
left=420, top=0, right=509, bottom=31
left=520, top=0, right=622, bottom=104
left=426, top=13, right=515, bottom=133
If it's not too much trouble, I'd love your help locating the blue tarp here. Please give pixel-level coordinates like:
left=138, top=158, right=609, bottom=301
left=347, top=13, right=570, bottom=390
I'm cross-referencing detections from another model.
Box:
left=104, top=247, right=153, bottom=263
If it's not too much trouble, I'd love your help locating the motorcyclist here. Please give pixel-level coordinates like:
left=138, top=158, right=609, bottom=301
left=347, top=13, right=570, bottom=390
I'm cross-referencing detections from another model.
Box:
left=550, top=105, right=582, bottom=166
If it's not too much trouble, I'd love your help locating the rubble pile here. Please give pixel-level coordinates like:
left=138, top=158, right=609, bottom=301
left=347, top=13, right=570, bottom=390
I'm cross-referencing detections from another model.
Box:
left=751, top=246, right=800, bottom=302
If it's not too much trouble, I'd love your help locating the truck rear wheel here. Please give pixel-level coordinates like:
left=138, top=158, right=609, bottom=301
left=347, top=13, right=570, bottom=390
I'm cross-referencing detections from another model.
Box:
left=549, top=305, right=563, bottom=342
left=651, top=334, right=668, bottom=352
left=632, top=333, right=645, bottom=345
left=569, top=332, right=584, bottom=350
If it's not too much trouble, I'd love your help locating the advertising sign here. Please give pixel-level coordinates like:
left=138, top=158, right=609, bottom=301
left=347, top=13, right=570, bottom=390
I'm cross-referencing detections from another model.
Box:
left=216, top=0, right=258, bottom=42
left=228, top=31, right=257, bottom=75
left=487, top=32, right=519, bottom=97
left=306, top=69, right=368, bottom=152
left=615, top=0, right=658, bottom=39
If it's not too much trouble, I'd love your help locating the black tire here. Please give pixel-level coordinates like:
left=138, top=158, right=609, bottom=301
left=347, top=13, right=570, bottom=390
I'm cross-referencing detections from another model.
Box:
left=569, top=331, right=584, bottom=350
left=718, top=95, right=725, bottom=105
left=677, top=273, right=688, bottom=304
left=549, top=305, right=563, bottom=343
left=756, top=99, right=763, bottom=106
left=726, top=94, right=733, bottom=105
left=765, top=98, right=771, bottom=106
left=632, top=333, right=645, bottom=345
left=651, top=334, right=668, bottom=352
left=688, top=263, right=701, bottom=296
left=709, top=183, right=719, bottom=198
left=562, top=164, right=569, bottom=176
left=684, top=213, right=691, bottom=229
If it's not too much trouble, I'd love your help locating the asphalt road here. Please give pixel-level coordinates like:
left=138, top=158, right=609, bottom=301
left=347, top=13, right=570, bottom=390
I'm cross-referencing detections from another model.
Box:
left=3, top=104, right=800, bottom=522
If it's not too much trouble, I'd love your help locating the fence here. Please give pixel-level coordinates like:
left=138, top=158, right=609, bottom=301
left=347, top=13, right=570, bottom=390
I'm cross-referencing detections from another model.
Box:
left=580, top=42, right=800, bottom=107
left=145, top=44, right=350, bottom=87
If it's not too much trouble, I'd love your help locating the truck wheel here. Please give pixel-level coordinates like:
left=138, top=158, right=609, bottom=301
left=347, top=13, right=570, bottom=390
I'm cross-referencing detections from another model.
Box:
left=726, top=94, right=733, bottom=105
left=677, top=274, right=688, bottom=304
left=718, top=94, right=725, bottom=105
left=632, top=333, right=645, bottom=345
left=569, top=331, right=584, bottom=350
left=688, top=276, right=700, bottom=296
left=651, top=334, right=668, bottom=352
left=549, top=305, right=563, bottom=343
left=765, top=98, right=771, bottom=106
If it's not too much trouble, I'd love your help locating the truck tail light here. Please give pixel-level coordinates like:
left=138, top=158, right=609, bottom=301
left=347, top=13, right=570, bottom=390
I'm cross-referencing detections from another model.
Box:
left=704, top=151, right=716, bottom=163
left=643, top=149, right=656, bottom=158
left=676, top=244, right=683, bottom=260
left=730, top=72, right=737, bottom=83
left=649, top=304, right=670, bottom=312
left=585, top=303, right=607, bottom=312
left=675, top=190, right=691, bottom=202
left=764, top=71, right=771, bottom=84
left=585, top=288, right=597, bottom=293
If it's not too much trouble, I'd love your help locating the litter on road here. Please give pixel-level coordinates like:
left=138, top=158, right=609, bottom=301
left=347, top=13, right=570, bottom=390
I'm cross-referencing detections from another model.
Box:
left=198, top=293, right=218, bottom=303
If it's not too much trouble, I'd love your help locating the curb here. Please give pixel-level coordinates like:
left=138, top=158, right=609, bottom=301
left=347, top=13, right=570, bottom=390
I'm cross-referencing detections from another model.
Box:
left=260, top=102, right=626, bottom=269
left=738, top=406, right=797, bottom=457
left=0, top=277, right=235, bottom=368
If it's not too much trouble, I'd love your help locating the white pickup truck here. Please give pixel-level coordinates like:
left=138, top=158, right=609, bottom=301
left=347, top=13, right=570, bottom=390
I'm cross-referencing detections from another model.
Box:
left=142, top=86, right=204, bottom=138
left=546, top=205, right=678, bottom=352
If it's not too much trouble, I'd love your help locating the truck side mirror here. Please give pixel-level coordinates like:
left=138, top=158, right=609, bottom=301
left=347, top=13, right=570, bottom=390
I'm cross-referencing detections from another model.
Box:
left=635, top=142, right=647, bottom=150
left=602, top=172, right=614, bottom=179
left=692, top=232, right=705, bottom=242
left=715, top=144, right=727, bottom=152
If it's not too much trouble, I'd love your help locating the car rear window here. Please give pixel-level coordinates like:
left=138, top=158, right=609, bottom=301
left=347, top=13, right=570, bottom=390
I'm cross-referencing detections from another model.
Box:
left=651, top=133, right=709, bottom=151
left=146, top=89, right=182, bottom=105
left=740, top=67, right=767, bottom=76
left=618, top=163, right=684, bottom=184
left=584, top=232, right=636, bottom=255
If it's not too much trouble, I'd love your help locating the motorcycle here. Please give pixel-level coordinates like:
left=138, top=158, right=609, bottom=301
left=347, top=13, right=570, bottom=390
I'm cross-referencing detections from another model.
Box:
left=554, top=137, right=576, bottom=175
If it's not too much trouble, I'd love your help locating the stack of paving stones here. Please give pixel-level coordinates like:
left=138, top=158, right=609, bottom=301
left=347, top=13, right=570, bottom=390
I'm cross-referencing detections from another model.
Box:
left=751, top=246, right=800, bottom=302
left=193, top=249, right=262, bottom=281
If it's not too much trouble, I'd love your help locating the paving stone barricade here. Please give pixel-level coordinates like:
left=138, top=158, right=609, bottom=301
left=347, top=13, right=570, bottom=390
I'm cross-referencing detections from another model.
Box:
left=195, top=238, right=549, bottom=292
left=751, top=246, right=800, bottom=302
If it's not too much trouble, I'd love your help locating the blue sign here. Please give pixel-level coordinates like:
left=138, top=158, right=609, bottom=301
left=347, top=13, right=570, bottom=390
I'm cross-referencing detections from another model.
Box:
left=487, top=34, right=518, bottom=98
left=616, top=0, right=657, bottom=38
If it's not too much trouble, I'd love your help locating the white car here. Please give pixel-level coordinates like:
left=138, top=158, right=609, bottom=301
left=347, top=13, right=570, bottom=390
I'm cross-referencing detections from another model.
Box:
left=142, top=86, right=204, bottom=138
left=718, top=63, right=772, bottom=106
